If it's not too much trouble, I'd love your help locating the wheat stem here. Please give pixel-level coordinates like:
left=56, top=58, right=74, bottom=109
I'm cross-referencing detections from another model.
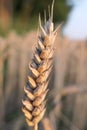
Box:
left=34, top=124, right=38, bottom=130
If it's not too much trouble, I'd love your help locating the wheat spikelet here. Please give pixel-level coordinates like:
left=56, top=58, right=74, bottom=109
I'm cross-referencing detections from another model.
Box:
left=22, top=1, right=60, bottom=130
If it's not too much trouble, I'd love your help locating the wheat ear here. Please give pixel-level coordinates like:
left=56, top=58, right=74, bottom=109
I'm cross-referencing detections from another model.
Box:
left=22, top=1, right=59, bottom=130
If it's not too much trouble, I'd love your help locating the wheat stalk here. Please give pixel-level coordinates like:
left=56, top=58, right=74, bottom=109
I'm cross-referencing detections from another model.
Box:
left=22, top=1, right=59, bottom=130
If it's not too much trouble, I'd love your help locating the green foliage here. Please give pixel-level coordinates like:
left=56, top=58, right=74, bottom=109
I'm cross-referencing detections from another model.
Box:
left=0, top=0, right=70, bottom=35
left=14, top=0, right=70, bottom=22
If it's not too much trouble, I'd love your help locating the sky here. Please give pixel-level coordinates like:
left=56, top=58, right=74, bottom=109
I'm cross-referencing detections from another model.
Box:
left=63, top=0, right=87, bottom=40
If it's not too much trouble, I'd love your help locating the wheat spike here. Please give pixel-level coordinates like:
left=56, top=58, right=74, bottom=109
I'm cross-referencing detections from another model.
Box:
left=22, top=1, right=60, bottom=130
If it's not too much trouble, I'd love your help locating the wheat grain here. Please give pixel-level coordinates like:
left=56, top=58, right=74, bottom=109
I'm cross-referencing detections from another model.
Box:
left=22, top=0, right=59, bottom=130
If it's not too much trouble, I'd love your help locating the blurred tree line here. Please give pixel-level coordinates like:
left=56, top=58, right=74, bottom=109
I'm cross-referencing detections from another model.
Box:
left=0, top=0, right=69, bottom=31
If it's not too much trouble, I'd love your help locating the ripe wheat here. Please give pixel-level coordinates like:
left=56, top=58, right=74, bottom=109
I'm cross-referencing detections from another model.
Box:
left=22, top=1, right=59, bottom=130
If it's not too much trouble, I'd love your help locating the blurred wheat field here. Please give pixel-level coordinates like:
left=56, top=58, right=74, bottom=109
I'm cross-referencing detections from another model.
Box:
left=0, top=31, right=87, bottom=130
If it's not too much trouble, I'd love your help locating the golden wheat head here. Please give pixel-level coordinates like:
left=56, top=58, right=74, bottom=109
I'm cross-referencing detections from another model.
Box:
left=22, top=0, right=60, bottom=130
